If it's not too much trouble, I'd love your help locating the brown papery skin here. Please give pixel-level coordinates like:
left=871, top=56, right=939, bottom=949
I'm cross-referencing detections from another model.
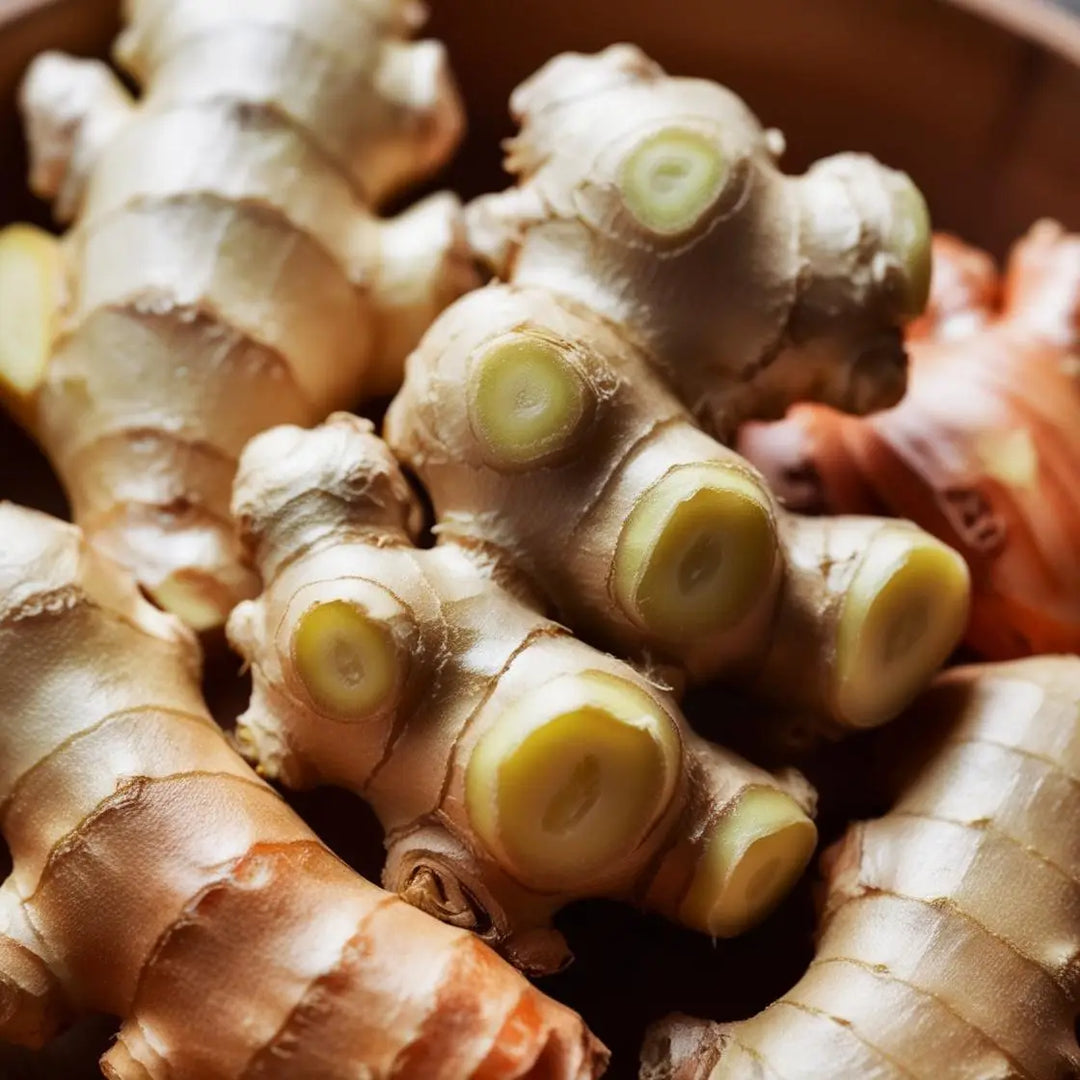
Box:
left=229, top=415, right=816, bottom=974
left=0, top=503, right=606, bottom=1080
left=387, top=46, right=968, bottom=733
left=644, top=655, right=1080, bottom=1080
left=2, top=0, right=476, bottom=628
left=739, top=222, right=1080, bottom=659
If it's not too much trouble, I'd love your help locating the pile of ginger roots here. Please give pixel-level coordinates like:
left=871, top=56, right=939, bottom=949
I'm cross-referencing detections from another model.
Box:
left=0, top=3, right=1078, bottom=1079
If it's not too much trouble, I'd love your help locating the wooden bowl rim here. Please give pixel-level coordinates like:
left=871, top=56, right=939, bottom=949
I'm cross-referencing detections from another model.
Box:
left=951, top=0, right=1080, bottom=66
left=1, top=0, right=1079, bottom=68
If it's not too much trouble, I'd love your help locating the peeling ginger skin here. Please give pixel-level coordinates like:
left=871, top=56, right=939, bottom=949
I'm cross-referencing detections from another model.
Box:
left=739, top=222, right=1080, bottom=659
left=228, top=415, right=818, bottom=974
left=0, top=0, right=476, bottom=630
left=644, top=656, right=1080, bottom=1080
left=0, top=503, right=606, bottom=1080
left=387, top=46, right=970, bottom=733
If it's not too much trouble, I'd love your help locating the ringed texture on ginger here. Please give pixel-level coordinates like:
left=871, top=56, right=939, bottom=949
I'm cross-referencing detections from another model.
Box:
left=0, top=501, right=606, bottom=1080
left=386, top=44, right=972, bottom=737
left=0, top=0, right=478, bottom=631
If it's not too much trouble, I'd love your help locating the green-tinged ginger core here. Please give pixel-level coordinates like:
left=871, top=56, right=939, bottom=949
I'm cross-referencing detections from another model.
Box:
left=613, top=464, right=777, bottom=642
left=466, top=672, right=682, bottom=891
left=468, top=333, right=592, bottom=468
left=292, top=599, right=401, bottom=719
left=889, top=178, right=933, bottom=316
left=680, top=786, right=817, bottom=938
left=619, top=128, right=728, bottom=235
left=834, top=533, right=971, bottom=729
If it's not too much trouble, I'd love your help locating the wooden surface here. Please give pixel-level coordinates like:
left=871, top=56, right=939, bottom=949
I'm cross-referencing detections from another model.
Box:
left=0, top=0, right=1076, bottom=1077
left=0, top=0, right=1078, bottom=250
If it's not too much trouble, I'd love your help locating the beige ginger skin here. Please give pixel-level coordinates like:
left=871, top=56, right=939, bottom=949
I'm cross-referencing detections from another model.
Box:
left=0, top=502, right=607, bottom=1080
left=386, top=45, right=971, bottom=735
left=228, top=415, right=819, bottom=974
left=0, top=0, right=476, bottom=630
left=644, top=655, right=1080, bottom=1080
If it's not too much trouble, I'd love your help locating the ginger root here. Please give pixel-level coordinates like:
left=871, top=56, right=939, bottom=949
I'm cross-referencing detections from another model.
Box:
left=0, top=501, right=606, bottom=1080
left=464, top=46, right=928, bottom=436
left=643, top=655, right=1080, bottom=1080
left=739, top=222, right=1080, bottom=660
left=0, top=0, right=476, bottom=630
left=228, top=415, right=819, bottom=974
left=386, top=46, right=970, bottom=734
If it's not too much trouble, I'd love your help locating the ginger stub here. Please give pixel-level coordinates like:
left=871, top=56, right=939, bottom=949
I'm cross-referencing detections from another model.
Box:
left=229, top=415, right=819, bottom=974
left=0, top=0, right=476, bottom=630
left=387, top=45, right=971, bottom=735
left=0, top=502, right=605, bottom=1080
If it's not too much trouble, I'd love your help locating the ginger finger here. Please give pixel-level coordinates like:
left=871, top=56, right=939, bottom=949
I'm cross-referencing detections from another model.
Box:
left=386, top=46, right=964, bottom=734
left=0, top=0, right=475, bottom=630
left=740, top=223, right=1080, bottom=659
left=466, top=46, right=927, bottom=438
left=0, top=882, right=66, bottom=1049
left=749, top=516, right=970, bottom=730
left=0, top=501, right=605, bottom=1080
left=387, top=286, right=969, bottom=733
left=229, top=415, right=817, bottom=971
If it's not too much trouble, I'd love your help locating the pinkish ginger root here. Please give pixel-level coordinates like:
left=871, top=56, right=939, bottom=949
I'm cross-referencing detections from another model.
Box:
left=228, top=415, right=819, bottom=974
left=0, top=501, right=605, bottom=1080
left=740, top=222, right=1080, bottom=660
left=0, top=0, right=476, bottom=630
left=644, top=655, right=1080, bottom=1080
left=386, top=45, right=970, bottom=735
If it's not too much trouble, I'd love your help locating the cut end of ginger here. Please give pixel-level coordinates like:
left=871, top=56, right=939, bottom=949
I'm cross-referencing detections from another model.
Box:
left=292, top=599, right=402, bottom=719
left=613, top=464, right=778, bottom=644
left=0, top=224, right=63, bottom=406
left=466, top=670, right=682, bottom=891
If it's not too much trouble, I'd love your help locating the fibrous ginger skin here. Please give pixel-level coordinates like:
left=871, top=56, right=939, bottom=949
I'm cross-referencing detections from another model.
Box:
left=0, top=502, right=606, bottom=1080
left=228, top=415, right=818, bottom=974
left=0, top=0, right=476, bottom=631
left=386, top=46, right=971, bottom=733
left=465, top=45, right=929, bottom=441
left=643, top=655, right=1080, bottom=1080
left=739, top=223, right=1080, bottom=661
left=388, top=290, right=969, bottom=733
